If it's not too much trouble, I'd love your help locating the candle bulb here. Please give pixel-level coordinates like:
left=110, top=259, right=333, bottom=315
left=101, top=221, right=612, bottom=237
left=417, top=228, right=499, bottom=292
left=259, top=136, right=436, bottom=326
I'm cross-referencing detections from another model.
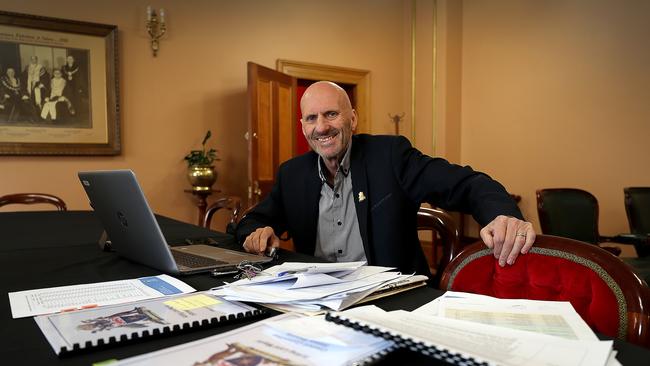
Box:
left=146, top=6, right=152, bottom=21
left=160, top=8, right=165, bottom=23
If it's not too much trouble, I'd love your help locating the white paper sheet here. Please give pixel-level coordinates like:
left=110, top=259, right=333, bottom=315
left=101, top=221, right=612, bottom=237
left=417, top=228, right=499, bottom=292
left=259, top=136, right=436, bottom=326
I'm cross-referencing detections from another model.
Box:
left=8, top=274, right=195, bottom=318
left=266, top=315, right=388, bottom=348
left=414, top=291, right=598, bottom=341
left=289, top=265, right=393, bottom=289
left=220, top=261, right=370, bottom=287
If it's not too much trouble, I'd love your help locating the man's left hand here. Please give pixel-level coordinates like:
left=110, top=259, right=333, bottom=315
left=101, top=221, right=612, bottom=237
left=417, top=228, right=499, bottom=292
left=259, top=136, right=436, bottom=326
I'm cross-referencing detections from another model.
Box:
left=479, top=215, right=536, bottom=267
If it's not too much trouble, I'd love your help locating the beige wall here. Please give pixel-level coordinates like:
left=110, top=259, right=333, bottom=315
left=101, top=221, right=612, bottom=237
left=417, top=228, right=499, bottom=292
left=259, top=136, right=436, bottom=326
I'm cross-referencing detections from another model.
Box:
left=457, top=0, right=650, bottom=235
left=0, top=0, right=410, bottom=228
left=3, top=0, right=648, bottom=237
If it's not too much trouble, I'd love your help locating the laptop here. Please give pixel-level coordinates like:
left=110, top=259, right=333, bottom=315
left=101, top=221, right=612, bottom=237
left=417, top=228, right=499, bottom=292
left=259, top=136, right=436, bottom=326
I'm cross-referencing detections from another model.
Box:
left=78, top=169, right=272, bottom=275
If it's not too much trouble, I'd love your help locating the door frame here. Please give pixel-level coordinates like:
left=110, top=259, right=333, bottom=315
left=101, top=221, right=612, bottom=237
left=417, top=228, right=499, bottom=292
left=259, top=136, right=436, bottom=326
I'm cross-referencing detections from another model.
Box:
left=276, top=59, right=371, bottom=134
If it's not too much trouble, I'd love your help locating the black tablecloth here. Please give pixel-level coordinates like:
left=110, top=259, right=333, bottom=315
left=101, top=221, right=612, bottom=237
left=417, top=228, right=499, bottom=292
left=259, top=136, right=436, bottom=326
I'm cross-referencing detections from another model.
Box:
left=1, top=211, right=648, bottom=365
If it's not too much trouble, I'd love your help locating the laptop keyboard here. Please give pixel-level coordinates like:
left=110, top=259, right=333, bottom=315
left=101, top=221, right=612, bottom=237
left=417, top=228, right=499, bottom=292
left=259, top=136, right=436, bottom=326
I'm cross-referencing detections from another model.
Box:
left=171, top=250, right=227, bottom=268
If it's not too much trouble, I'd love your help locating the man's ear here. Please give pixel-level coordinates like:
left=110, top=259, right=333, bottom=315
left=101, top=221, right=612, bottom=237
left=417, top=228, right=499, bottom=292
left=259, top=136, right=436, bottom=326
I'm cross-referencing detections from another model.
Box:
left=300, top=119, right=308, bottom=137
left=350, top=110, right=358, bottom=132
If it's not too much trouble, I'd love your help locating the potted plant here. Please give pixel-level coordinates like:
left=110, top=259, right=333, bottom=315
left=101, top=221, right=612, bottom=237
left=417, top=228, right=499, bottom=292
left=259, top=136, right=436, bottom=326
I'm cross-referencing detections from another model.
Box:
left=184, top=130, right=219, bottom=191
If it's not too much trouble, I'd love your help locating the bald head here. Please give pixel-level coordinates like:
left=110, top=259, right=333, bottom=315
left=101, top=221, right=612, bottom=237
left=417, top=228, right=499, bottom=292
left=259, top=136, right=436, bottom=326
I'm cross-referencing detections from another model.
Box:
left=300, top=81, right=352, bottom=113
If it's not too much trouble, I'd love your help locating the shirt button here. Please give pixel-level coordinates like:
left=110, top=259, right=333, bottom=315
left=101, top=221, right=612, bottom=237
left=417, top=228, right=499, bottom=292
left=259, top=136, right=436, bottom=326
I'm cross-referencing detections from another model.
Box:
left=335, top=193, right=340, bottom=198
left=337, top=221, right=342, bottom=226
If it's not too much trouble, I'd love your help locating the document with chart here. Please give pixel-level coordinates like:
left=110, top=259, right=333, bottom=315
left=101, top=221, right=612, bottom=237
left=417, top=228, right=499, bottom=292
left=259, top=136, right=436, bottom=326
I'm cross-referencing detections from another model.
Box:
left=8, top=274, right=195, bottom=318
left=34, top=292, right=263, bottom=355
left=115, top=313, right=393, bottom=366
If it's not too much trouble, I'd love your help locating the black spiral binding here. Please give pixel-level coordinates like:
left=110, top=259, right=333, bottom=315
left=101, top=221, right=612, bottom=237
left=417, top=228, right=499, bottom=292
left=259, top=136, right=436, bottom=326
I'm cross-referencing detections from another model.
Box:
left=57, top=308, right=268, bottom=357
left=324, top=313, right=490, bottom=366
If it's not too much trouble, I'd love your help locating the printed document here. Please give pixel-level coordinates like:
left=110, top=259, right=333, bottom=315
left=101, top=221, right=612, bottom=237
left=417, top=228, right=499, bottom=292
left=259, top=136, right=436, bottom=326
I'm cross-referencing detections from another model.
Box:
left=414, top=291, right=597, bottom=341
left=35, top=292, right=256, bottom=355
left=114, top=313, right=392, bottom=366
left=341, top=305, right=613, bottom=366
left=9, top=274, right=195, bottom=318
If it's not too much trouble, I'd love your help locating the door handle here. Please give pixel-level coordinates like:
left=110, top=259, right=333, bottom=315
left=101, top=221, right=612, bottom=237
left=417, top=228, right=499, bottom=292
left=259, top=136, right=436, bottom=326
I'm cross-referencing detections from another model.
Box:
left=253, top=180, right=262, bottom=197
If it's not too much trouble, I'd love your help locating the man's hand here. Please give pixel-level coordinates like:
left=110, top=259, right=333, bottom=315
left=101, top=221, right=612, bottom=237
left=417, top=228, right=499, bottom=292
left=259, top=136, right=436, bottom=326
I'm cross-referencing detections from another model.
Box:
left=242, top=226, right=279, bottom=255
left=480, top=215, right=536, bottom=267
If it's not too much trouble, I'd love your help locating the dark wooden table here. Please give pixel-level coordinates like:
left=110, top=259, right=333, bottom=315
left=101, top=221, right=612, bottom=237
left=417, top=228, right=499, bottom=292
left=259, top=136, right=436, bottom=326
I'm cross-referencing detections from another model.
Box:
left=1, top=211, right=648, bottom=365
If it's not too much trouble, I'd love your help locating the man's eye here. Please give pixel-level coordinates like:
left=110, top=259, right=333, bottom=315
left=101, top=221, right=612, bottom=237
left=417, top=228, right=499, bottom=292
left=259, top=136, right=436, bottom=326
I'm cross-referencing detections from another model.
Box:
left=303, top=115, right=316, bottom=122
left=325, top=111, right=339, bottom=119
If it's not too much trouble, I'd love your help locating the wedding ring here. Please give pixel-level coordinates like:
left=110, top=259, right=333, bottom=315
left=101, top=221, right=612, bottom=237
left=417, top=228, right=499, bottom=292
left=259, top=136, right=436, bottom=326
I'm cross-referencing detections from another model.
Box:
left=515, top=232, right=527, bottom=238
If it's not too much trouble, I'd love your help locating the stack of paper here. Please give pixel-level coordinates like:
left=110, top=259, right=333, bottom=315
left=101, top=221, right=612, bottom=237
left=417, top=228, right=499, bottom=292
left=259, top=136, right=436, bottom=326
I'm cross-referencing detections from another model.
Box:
left=210, top=261, right=428, bottom=314
left=336, top=304, right=616, bottom=366
left=327, top=291, right=620, bottom=366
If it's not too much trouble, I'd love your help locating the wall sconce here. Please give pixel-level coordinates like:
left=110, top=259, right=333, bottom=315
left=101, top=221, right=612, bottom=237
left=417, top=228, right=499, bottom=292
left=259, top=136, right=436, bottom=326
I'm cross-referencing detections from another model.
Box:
left=146, top=6, right=166, bottom=57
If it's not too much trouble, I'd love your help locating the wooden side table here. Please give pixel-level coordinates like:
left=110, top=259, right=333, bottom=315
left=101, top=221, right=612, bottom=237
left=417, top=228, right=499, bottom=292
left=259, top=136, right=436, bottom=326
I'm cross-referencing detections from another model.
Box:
left=184, top=189, right=220, bottom=226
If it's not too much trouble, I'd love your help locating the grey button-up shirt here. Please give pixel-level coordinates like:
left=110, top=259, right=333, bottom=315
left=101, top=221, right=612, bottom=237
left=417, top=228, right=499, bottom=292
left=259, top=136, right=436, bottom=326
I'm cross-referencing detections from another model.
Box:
left=313, top=141, right=366, bottom=262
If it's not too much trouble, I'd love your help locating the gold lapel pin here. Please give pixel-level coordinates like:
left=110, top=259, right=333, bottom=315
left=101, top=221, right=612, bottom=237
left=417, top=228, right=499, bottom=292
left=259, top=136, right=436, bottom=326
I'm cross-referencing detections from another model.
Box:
left=358, top=192, right=366, bottom=202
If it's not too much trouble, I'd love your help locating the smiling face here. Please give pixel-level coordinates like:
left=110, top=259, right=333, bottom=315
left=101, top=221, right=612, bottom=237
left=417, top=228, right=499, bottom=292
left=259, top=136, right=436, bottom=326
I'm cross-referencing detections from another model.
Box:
left=300, top=82, right=357, bottom=170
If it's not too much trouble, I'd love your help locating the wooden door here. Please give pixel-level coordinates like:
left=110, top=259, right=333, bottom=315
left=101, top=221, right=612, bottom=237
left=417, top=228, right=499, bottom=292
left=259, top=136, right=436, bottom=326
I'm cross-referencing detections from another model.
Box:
left=247, top=62, right=296, bottom=207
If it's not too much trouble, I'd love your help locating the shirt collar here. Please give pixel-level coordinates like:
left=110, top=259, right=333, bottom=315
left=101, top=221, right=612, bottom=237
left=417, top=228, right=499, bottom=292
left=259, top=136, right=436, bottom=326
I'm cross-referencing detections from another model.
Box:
left=317, top=139, right=352, bottom=183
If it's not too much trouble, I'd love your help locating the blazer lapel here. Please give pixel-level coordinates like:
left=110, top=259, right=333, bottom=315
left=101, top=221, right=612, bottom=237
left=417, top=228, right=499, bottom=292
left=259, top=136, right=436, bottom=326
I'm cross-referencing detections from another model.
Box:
left=350, top=141, right=372, bottom=262
left=303, top=154, right=322, bottom=255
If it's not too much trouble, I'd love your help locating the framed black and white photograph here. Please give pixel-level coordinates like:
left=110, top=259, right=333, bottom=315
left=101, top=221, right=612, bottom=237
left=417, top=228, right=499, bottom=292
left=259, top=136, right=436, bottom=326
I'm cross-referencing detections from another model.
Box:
left=0, top=10, right=119, bottom=155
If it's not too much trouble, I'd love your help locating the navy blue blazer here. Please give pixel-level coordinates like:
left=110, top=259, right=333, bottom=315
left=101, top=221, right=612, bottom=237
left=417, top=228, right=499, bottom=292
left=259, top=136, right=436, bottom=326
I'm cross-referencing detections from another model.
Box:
left=236, top=134, right=523, bottom=275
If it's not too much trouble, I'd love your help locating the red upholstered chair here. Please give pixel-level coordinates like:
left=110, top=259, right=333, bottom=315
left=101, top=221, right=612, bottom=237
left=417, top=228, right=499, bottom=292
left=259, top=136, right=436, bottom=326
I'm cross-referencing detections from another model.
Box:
left=440, top=235, right=650, bottom=348
left=0, top=193, right=67, bottom=211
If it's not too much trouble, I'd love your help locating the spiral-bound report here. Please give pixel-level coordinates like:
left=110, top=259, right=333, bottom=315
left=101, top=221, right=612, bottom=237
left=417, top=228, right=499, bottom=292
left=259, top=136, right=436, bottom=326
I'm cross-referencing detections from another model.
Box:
left=324, top=305, right=614, bottom=366
left=34, top=291, right=266, bottom=356
left=325, top=310, right=491, bottom=366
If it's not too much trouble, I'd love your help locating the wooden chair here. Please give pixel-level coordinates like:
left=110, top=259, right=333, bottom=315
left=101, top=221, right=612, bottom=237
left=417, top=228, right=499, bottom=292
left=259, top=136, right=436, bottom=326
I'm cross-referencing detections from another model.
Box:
left=0, top=193, right=67, bottom=211
left=417, top=206, right=461, bottom=283
left=536, top=188, right=622, bottom=256
left=440, top=235, right=650, bottom=348
left=202, top=196, right=241, bottom=232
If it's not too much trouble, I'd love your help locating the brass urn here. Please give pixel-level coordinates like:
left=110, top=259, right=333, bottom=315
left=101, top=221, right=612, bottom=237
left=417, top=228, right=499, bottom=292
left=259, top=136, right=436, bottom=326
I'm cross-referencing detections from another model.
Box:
left=187, top=165, right=217, bottom=191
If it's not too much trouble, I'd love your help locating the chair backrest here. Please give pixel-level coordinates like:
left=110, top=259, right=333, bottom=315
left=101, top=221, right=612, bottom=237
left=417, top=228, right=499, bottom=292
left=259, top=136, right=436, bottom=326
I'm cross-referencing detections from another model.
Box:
left=0, top=193, right=67, bottom=211
left=536, top=188, right=600, bottom=244
left=624, top=187, right=650, bottom=234
left=202, top=196, right=241, bottom=231
left=440, top=235, right=650, bottom=348
left=417, top=206, right=461, bottom=283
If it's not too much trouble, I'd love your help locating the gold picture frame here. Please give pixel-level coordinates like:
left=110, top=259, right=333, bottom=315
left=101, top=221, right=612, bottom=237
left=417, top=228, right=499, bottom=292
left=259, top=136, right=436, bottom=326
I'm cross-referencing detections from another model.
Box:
left=0, top=10, right=120, bottom=155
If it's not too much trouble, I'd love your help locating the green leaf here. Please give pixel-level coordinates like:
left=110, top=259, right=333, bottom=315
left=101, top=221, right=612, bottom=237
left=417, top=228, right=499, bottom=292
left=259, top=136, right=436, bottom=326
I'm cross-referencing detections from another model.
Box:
left=202, top=130, right=212, bottom=146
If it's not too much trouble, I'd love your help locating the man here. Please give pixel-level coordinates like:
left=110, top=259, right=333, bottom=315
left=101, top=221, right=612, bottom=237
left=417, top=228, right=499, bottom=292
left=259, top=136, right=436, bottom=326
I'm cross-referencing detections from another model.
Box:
left=23, top=55, right=48, bottom=112
left=61, top=55, right=83, bottom=113
left=236, top=81, right=535, bottom=276
left=0, top=67, right=31, bottom=122
left=40, top=69, right=74, bottom=121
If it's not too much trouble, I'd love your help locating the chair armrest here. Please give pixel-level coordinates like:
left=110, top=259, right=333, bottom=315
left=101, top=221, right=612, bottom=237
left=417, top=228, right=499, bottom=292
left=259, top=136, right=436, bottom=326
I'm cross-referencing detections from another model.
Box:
left=612, top=234, right=650, bottom=258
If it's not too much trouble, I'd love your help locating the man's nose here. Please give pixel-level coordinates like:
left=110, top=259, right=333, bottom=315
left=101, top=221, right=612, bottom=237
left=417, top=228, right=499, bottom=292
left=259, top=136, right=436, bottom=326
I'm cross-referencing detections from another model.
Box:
left=314, top=114, right=330, bottom=132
